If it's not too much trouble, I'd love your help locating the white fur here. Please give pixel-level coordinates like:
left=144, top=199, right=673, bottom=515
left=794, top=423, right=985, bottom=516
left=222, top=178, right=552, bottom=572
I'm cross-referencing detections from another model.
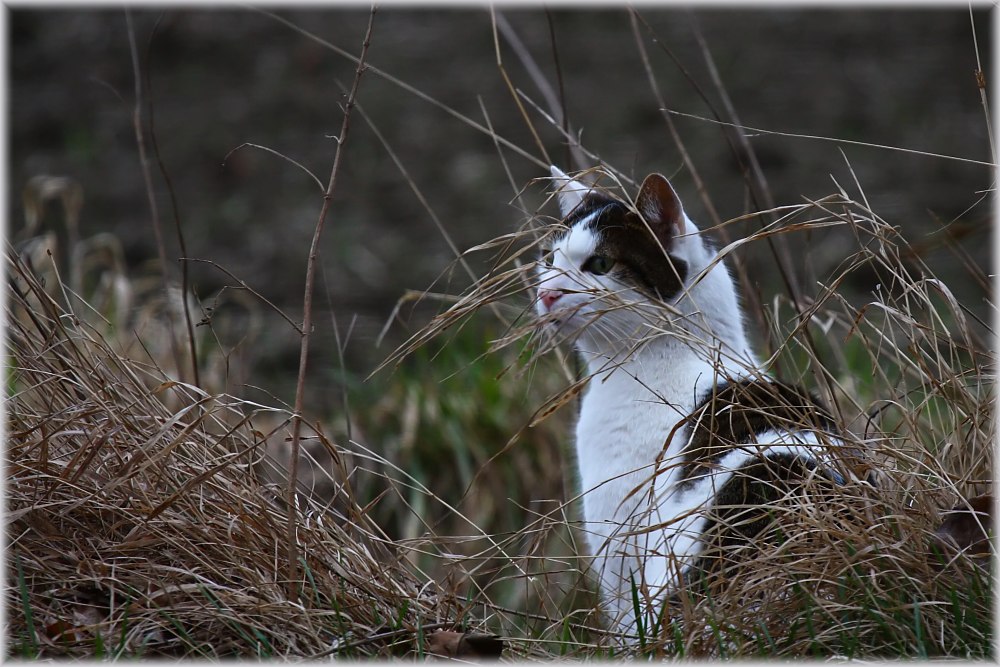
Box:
left=550, top=165, right=590, bottom=214
left=539, top=167, right=831, bottom=630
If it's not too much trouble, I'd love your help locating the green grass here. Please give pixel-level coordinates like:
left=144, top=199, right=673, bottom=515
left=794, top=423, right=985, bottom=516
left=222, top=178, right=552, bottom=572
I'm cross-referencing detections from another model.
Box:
left=14, top=556, right=39, bottom=659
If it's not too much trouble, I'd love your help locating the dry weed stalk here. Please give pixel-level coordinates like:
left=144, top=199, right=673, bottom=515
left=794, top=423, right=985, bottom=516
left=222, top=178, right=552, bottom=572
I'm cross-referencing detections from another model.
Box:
left=285, top=5, right=376, bottom=601
left=8, top=8, right=990, bottom=660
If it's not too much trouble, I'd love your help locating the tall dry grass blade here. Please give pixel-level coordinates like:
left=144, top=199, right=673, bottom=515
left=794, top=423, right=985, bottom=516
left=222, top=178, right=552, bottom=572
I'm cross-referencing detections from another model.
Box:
left=661, top=109, right=995, bottom=167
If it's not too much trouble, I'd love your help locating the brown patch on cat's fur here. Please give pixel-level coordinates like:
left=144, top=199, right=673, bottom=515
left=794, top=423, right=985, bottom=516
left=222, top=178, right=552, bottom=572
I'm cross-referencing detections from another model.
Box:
left=675, top=380, right=848, bottom=582
left=557, top=194, right=689, bottom=302
left=679, top=379, right=838, bottom=482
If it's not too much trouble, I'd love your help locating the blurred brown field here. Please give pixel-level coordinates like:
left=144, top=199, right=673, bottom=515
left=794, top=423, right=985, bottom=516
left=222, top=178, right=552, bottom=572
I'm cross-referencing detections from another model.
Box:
left=9, top=7, right=991, bottom=406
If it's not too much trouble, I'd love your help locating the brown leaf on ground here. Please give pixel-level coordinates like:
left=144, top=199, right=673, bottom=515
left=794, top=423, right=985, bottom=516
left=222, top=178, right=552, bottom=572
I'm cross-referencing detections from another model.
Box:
left=932, top=494, right=993, bottom=561
left=426, top=629, right=503, bottom=660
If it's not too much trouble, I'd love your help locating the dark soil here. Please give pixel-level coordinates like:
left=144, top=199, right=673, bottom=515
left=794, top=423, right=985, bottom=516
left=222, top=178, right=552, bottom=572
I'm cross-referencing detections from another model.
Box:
left=9, top=7, right=992, bottom=408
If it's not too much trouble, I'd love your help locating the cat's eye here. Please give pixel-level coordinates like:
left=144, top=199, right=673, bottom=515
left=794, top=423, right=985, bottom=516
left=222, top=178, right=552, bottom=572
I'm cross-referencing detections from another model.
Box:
left=582, top=255, right=614, bottom=276
left=539, top=248, right=554, bottom=266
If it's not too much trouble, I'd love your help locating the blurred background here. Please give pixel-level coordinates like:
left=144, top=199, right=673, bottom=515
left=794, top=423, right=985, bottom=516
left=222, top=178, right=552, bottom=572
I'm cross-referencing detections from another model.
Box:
left=9, top=6, right=991, bottom=414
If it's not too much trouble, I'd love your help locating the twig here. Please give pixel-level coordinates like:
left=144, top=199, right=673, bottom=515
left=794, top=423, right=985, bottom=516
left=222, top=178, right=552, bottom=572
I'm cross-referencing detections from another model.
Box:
left=319, top=259, right=355, bottom=442
left=495, top=11, right=586, bottom=171
left=145, top=11, right=201, bottom=390
left=626, top=12, right=721, bottom=230
left=478, top=95, right=523, bottom=209
left=627, top=9, right=767, bottom=340
left=125, top=11, right=165, bottom=271
left=349, top=100, right=478, bottom=288
left=348, top=97, right=506, bottom=326
left=183, top=257, right=302, bottom=333
left=544, top=10, right=573, bottom=170
left=511, top=90, right=628, bottom=185
left=490, top=8, right=550, bottom=166
left=124, top=10, right=189, bottom=384
left=688, top=13, right=805, bottom=351
left=285, top=5, right=377, bottom=601
left=688, top=16, right=778, bottom=217
left=224, top=143, right=325, bottom=193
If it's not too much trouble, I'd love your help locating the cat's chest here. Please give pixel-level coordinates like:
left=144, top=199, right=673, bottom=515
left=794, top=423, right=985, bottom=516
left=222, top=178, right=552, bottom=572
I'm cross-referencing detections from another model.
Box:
left=574, top=357, right=715, bottom=471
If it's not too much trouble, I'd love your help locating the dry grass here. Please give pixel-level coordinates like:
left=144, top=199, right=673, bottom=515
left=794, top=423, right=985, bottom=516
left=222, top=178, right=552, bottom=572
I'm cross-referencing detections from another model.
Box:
left=6, top=249, right=460, bottom=658
left=378, top=168, right=994, bottom=658
left=6, top=175, right=993, bottom=659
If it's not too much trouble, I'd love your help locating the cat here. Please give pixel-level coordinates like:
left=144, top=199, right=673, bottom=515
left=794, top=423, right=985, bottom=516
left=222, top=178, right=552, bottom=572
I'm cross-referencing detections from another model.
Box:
left=535, top=166, right=853, bottom=632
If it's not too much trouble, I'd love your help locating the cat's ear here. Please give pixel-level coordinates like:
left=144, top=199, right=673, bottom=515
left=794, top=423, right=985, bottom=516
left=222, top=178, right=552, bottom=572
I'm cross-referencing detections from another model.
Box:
left=550, top=165, right=591, bottom=217
left=635, top=173, right=686, bottom=237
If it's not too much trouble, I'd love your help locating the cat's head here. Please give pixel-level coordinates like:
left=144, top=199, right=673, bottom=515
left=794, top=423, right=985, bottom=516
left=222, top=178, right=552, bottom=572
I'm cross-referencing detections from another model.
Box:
left=535, top=166, right=694, bottom=346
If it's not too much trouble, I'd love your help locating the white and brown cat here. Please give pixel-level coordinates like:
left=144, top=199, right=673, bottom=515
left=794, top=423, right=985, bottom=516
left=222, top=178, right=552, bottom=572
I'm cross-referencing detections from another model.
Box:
left=536, top=166, right=852, bottom=631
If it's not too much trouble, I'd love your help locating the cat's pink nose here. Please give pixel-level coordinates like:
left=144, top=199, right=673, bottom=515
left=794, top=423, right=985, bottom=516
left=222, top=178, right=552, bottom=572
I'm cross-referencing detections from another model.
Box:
left=538, top=288, right=563, bottom=310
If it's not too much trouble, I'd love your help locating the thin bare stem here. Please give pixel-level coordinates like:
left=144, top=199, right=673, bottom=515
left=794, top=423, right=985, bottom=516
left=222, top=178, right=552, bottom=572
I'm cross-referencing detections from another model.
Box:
left=495, top=11, right=586, bottom=171
left=627, top=10, right=767, bottom=341
left=478, top=95, right=522, bottom=207
left=662, top=108, right=996, bottom=168
left=224, top=143, right=325, bottom=193
left=690, top=15, right=776, bottom=213
left=124, top=10, right=189, bottom=384
left=125, top=11, right=165, bottom=275
left=490, top=9, right=551, bottom=166
left=350, top=101, right=477, bottom=286
left=351, top=96, right=507, bottom=329
left=286, top=6, right=377, bottom=600
left=544, top=10, right=573, bottom=170
left=145, top=12, right=201, bottom=390
left=319, top=259, right=355, bottom=443
left=184, top=257, right=302, bottom=333
left=688, top=13, right=807, bottom=354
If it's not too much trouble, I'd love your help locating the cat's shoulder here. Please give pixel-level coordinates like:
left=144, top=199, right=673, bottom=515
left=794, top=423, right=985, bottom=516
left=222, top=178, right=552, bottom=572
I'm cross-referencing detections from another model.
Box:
left=680, top=377, right=838, bottom=472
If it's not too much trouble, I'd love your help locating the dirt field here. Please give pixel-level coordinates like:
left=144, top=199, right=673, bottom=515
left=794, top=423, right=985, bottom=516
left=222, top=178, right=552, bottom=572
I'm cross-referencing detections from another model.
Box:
left=9, top=7, right=992, bottom=406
